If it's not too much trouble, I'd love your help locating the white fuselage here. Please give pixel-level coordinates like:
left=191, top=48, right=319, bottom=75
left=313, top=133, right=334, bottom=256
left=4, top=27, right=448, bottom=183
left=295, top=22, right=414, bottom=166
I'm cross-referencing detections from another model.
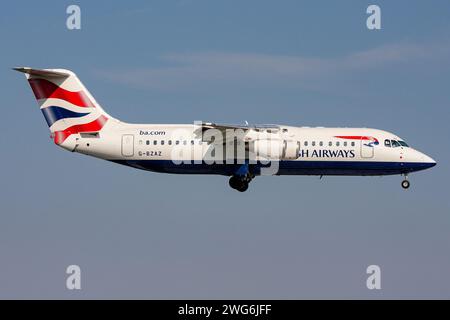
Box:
left=59, top=121, right=436, bottom=177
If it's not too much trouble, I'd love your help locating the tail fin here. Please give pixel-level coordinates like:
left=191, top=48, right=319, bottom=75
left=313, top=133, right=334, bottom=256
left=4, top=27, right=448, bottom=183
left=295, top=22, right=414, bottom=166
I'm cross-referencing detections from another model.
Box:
left=14, top=67, right=112, bottom=145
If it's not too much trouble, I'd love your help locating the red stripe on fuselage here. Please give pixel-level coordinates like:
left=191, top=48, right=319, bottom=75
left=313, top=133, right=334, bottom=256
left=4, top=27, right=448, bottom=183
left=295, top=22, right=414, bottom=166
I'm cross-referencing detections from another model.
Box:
left=53, top=115, right=108, bottom=144
left=28, top=78, right=95, bottom=108
left=335, top=136, right=374, bottom=140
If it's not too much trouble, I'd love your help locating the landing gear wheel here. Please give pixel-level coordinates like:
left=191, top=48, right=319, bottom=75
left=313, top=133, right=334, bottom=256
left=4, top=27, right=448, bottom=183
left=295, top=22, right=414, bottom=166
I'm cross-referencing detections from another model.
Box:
left=229, top=176, right=240, bottom=189
left=236, top=181, right=249, bottom=192
left=229, top=175, right=251, bottom=192
left=401, top=180, right=410, bottom=189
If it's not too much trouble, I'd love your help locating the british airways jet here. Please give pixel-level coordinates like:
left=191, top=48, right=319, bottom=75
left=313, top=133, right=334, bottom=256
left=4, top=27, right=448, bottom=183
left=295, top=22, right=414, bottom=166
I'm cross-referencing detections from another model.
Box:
left=15, top=67, right=436, bottom=192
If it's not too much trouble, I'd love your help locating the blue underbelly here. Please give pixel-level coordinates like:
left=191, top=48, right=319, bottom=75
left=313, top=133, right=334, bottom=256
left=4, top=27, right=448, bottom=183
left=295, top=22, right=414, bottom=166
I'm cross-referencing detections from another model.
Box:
left=110, top=160, right=435, bottom=176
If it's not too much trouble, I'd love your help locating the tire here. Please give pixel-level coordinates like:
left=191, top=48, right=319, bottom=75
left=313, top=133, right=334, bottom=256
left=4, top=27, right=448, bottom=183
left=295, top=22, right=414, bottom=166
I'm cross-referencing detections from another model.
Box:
left=229, top=176, right=239, bottom=189
left=236, top=181, right=249, bottom=192
left=229, top=175, right=250, bottom=192
left=401, top=180, right=410, bottom=189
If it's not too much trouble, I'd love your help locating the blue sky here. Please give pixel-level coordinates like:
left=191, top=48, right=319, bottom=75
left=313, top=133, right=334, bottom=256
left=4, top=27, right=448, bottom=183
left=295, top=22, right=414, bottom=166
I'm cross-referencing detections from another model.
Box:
left=1, top=0, right=450, bottom=298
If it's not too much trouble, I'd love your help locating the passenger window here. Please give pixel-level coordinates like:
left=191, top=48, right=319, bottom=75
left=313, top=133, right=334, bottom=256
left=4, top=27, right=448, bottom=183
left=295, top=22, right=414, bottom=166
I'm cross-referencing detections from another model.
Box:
left=328, top=141, right=332, bottom=147
left=168, top=140, right=172, bottom=145
left=183, top=140, right=187, bottom=145
left=153, top=140, right=157, bottom=145
left=343, top=141, right=347, bottom=147
left=304, top=141, right=308, bottom=147
left=161, top=140, right=164, bottom=145
left=146, top=140, right=149, bottom=145
left=176, top=140, right=180, bottom=145
left=391, top=140, right=400, bottom=148
left=384, top=139, right=391, bottom=147
left=351, top=142, right=355, bottom=147
left=319, top=141, right=323, bottom=147
left=191, top=140, right=194, bottom=145
left=336, top=141, right=340, bottom=147
left=312, top=141, right=316, bottom=147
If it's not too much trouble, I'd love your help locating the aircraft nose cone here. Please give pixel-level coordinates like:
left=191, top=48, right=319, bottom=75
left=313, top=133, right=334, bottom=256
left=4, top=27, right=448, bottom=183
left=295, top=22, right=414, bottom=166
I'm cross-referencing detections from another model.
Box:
left=406, top=150, right=436, bottom=172
left=421, top=154, right=436, bottom=169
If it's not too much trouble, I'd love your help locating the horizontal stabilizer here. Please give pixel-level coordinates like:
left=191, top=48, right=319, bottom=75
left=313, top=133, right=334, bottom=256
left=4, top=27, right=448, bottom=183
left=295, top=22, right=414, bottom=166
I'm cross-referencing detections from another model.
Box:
left=13, top=67, right=70, bottom=78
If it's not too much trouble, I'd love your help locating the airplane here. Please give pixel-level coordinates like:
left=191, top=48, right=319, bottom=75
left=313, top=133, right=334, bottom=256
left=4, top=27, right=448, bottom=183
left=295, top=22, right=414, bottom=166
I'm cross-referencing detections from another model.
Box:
left=14, top=67, right=436, bottom=192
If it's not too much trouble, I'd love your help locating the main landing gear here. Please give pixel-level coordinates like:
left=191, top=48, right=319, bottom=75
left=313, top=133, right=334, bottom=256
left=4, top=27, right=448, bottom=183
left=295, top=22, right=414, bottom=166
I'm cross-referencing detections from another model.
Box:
left=401, top=174, right=410, bottom=189
left=229, top=174, right=253, bottom=192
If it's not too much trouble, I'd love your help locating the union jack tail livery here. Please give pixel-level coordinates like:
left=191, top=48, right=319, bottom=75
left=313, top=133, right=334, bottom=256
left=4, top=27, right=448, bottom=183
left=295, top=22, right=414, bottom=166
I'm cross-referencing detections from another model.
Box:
left=15, top=67, right=435, bottom=192
left=14, top=68, right=111, bottom=145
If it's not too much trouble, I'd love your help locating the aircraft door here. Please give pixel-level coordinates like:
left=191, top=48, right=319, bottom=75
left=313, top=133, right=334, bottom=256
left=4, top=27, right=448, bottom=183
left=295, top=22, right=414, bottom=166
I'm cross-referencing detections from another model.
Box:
left=121, top=134, right=134, bottom=157
left=360, top=137, right=374, bottom=158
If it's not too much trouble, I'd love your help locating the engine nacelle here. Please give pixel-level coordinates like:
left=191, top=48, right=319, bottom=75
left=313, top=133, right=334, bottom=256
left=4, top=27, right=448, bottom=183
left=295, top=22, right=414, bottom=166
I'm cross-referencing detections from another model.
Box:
left=252, top=139, right=300, bottom=160
left=282, top=140, right=301, bottom=159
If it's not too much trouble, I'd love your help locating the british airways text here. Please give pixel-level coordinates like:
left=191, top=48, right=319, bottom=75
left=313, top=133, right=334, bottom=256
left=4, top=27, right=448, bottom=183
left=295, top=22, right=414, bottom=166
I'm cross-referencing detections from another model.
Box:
left=299, top=149, right=356, bottom=158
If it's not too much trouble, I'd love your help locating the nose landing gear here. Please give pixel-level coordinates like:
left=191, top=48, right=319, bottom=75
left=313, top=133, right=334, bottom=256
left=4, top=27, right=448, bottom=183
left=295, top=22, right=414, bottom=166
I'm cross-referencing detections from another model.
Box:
left=401, top=174, right=410, bottom=189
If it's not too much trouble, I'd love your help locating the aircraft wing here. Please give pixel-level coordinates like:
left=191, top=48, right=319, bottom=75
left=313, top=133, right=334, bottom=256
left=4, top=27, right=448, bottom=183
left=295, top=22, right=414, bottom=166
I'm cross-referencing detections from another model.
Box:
left=194, top=122, right=281, bottom=144
left=200, top=122, right=280, bottom=131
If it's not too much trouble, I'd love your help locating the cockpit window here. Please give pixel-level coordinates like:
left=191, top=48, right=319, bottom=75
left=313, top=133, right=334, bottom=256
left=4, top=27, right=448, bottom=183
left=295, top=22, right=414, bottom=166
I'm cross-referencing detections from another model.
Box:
left=391, top=140, right=400, bottom=148
left=398, top=141, right=409, bottom=147
left=384, top=139, right=391, bottom=147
